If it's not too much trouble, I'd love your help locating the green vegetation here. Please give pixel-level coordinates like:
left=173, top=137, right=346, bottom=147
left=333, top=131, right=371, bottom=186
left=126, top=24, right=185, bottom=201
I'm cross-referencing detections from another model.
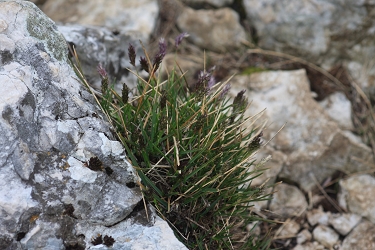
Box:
left=73, top=35, right=272, bottom=249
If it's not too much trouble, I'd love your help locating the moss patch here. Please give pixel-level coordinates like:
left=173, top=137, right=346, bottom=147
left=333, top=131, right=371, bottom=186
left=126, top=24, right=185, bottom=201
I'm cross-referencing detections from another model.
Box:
left=240, top=66, right=268, bottom=75
left=26, top=8, right=67, bottom=62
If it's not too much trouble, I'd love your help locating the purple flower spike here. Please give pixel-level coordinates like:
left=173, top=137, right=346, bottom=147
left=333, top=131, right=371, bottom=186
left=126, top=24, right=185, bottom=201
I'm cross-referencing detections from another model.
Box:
left=220, top=84, right=231, bottom=98
left=97, top=64, right=107, bottom=79
left=175, top=32, right=189, bottom=48
left=128, top=43, right=136, bottom=67
left=158, top=38, right=167, bottom=57
left=208, top=75, right=216, bottom=89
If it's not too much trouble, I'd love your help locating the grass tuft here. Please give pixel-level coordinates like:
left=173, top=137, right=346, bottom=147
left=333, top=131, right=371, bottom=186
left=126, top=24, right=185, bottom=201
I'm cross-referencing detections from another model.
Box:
left=72, top=36, right=272, bottom=249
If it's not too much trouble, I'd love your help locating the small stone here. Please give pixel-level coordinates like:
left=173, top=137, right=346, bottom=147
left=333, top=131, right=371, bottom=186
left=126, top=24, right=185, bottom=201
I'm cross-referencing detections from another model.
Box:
left=278, top=219, right=301, bottom=238
left=338, top=174, right=375, bottom=223
left=329, top=213, right=362, bottom=236
left=307, top=206, right=330, bottom=226
left=293, top=242, right=325, bottom=250
left=297, top=229, right=312, bottom=245
left=312, top=225, right=339, bottom=248
left=341, top=220, right=375, bottom=250
left=269, top=183, right=308, bottom=218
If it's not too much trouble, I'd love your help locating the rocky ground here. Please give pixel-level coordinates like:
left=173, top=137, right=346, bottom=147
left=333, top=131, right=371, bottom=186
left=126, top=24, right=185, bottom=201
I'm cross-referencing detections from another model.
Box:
left=5, top=0, right=375, bottom=249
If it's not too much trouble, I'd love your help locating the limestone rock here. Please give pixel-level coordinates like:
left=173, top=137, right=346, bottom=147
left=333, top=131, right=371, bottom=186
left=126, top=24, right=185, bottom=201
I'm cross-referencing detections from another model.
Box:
left=329, top=213, right=362, bottom=236
left=269, top=183, right=307, bottom=218
left=176, top=6, right=247, bottom=52
left=58, top=24, right=145, bottom=93
left=0, top=1, right=186, bottom=249
left=296, top=229, right=312, bottom=245
left=341, top=220, right=375, bottom=250
left=42, top=0, right=159, bottom=38
left=318, top=92, right=354, bottom=131
left=307, top=206, right=330, bottom=226
left=338, top=174, right=375, bottom=223
left=230, top=70, right=373, bottom=191
left=243, top=0, right=375, bottom=89
left=312, top=225, right=339, bottom=249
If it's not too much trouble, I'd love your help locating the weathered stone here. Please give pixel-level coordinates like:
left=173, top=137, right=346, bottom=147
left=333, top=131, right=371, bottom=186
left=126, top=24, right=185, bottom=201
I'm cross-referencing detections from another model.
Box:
left=341, top=220, right=375, bottom=250
left=176, top=6, right=246, bottom=52
left=230, top=70, right=373, bottom=191
left=312, top=225, right=339, bottom=249
left=307, top=206, right=330, bottom=226
left=277, top=219, right=300, bottom=238
left=0, top=1, right=186, bottom=249
left=338, top=174, right=375, bottom=223
left=318, top=92, right=354, bottom=131
left=243, top=0, right=375, bottom=89
left=58, top=24, right=146, bottom=93
left=296, top=229, right=312, bottom=245
left=269, top=183, right=307, bottom=218
left=329, top=213, right=362, bottom=236
left=42, top=0, right=159, bottom=38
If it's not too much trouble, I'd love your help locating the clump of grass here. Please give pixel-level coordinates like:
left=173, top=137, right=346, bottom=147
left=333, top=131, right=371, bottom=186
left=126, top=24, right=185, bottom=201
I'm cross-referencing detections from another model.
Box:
left=73, top=34, right=272, bottom=249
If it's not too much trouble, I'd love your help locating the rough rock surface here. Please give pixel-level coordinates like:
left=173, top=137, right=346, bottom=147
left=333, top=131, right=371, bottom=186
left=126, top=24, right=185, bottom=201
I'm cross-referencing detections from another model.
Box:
left=243, top=0, right=375, bottom=89
left=329, top=213, right=362, bottom=236
left=57, top=24, right=145, bottom=93
left=42, top=0, right=159, bottom=39
left=312, top=225, right=339, bottom=248
left=341, top=220, right=375, bottom=250
left=318, top=92, right=354, bottom=131
left=230, top=70, right=373, bottom=191
left=338, top=174, right=375, bottom=223
left=0, top=1, right=186, bottom=249
left=269, top=183, right=307, bottom=218
left=176, top=6, right=246, bottom=52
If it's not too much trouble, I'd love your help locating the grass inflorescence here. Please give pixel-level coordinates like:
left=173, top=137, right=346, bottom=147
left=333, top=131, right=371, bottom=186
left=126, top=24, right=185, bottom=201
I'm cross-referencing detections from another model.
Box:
left=73, top=35, right=272, bottom=249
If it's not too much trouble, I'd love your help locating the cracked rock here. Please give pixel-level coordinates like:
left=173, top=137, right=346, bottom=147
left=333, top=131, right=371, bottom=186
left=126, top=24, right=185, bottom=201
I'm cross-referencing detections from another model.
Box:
left=0, top=1, right=186, bottom=249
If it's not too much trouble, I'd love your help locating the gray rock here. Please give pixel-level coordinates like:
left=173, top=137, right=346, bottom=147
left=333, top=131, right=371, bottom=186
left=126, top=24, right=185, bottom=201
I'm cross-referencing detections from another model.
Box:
left=176, top=6, right=247, bottom=52
left=243, top=0, right=375, bottom=89
left=338, top=174, right=375, bottom=223
left=307, top=206, right=330, bottom=226
left=341, top=220, right=375, bottom=250
left=329, top=213, right=362, bottom=236
left=312, top=225, right=339, bottom=249
left=318, top=92, right=354, bottom=131
left=230, top=70, right=373, bottom=191
left=296, top=229, right=312, bottom=245
left=42, top=0, right=159, bottom=39
left=269, top=183, right=307, bottom=218
left=57, top=24, right=146, bottom=93
left=0, top=1, right=186, bottom=249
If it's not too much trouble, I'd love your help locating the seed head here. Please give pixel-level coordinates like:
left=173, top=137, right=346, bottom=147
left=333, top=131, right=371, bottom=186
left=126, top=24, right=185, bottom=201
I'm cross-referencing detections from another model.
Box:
left=128, top=43, right=136, bottom=67
left=140, top=57, right=149, bottom=73
left=175, top=32, right=189, bottom=48
left=97, top=64, right=107, bottom=79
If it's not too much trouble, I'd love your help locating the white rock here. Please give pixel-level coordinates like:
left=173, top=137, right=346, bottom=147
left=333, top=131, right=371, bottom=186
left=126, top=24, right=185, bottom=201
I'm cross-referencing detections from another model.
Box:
left=312, top=225, right=339, bottom=248
left=329, top=213, right=362, bottom=236
left=341, top=220, right=375, bottom=250
left=338, top=174, right=375, bottom=223
left=296, top=229, right=312, bottom=244
left=269, top=183, right=308, bottom=218
left=42, top=0, right=158, bottom=38
left=230, top=70, right=373, bottom=191
left=307, top=206, right=330, bottom=226
left=176, top=7, right=246, bottom=52
left=278, top=219, right=301, bottom=238
left=319, top=92, right=354, bottom=130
